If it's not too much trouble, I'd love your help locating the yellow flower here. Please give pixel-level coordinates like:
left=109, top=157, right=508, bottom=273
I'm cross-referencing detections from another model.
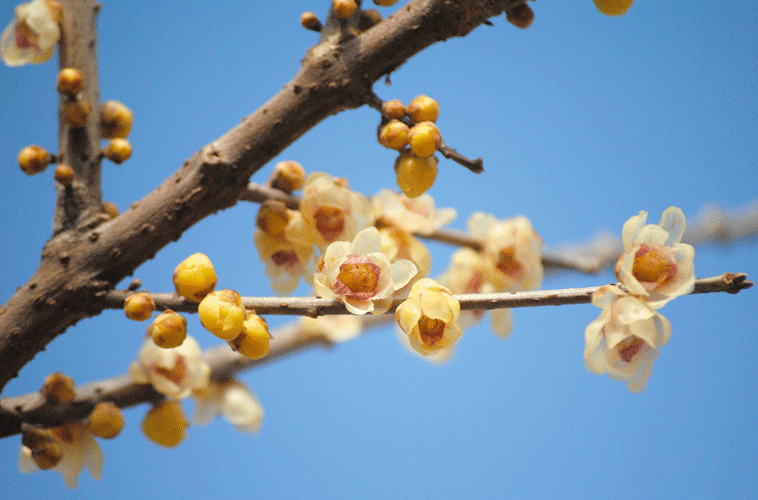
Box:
left=615, top=207, right=695, bottom=308
left=395, top=278, right=462, bottom=356
left=253, top=219, right=315, bottom=295
left=313, top=227, right=417, bottom=315
left=1, top=0, right=61, bottom=66
left=129, top=334, right=210, bottom=400
left=371, top=189, right=456, bottom=236
left=584, top=285, right=672, bottom=393
left=193, top=380, right=264, bottom=434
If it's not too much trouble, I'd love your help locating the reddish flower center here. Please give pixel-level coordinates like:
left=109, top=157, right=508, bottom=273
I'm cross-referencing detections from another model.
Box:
left=314, top=206, right=346, bottom=242
left=154, top=356, right=187, bottom=386
left=616, top=336, right=645, bottom=363
left=337, top=262, right=379, bottom=298
left=271, top=250, right=298, bottom=269
left=496, top=247, right=524, bottom=279
left=632, top=243, right=676, bottom=290
left=15, top=21, right=38, bottom=49
left=418, top=315, right=446, bottom=347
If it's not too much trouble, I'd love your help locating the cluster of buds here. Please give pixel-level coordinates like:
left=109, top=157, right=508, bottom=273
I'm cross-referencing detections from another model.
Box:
left=100, top=100, right=133, bottom=164
left=584, top=207, right=695, bottom=392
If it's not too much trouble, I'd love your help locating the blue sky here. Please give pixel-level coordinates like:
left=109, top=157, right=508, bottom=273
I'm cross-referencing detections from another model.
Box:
left=1, top=1, right=756, bottom=499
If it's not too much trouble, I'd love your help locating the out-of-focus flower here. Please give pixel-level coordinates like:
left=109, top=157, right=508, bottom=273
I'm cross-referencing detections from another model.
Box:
left=379, top=226, right=432, bottom=283
left=584, top=285, right=672, bottom=393
left=615, top=206, right=695, bottom=308
left=129, top=335, right=210, bottom=400
left=298, top=314, right=363, bottom=344
left=396, top=278, right=462, bottom=356
left=371, top=189, right=456, bottom=236
left=19, top=423, right=102, bottom=489
left=1, top=0, right=61, bottom=66
left=254, top=212, right=315, bottom=295
left=395, top=325, right=456, bottom=364
left=193, top=380, right=264, bottom=434
left=438, top=248, right=495, bottom=330
left=313, top=227, right=417, bottom=315
left=468, top=212, right=543, bottom=292
left=299, top=172, right=374, bottom=250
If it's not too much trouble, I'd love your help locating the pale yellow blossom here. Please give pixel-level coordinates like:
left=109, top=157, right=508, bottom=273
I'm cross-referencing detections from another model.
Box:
left=1, top=0, right=61, bottom=66
left=371, top=188, right=456, bottom=236
left=437, top=248, right=496, bottom=331
left=254, top=226, right=315, bottom=295
left=193, top=380, right=264, bottom=434
left=395, top=278, right=462, bottom=356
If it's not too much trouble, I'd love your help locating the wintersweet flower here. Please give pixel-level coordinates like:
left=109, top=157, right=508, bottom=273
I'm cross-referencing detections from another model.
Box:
left=299, top=172, right=374, bottom=249
left=19, top=423, right=103, bottom=489
left=468, top=212, right=543, bottom=292
left=313, top=226, right=417, bottom=315
left=438, top=248, right=497, bottom=330
left=584, top=285, right=672, bottom=393
left=378, top=226, right=432, bottom=281
left=1, top=0, right=61, bottom=66
left=395, top=278, right=462, bottom=356
left=615, top=206, right=695, bottom=308
left=193, top=380, right=264, bottom=434
left=129, top=334, right=210, bottom=400
left=371, top=189, right=456, bottom=236
left=254, top=228, right=315, bottom=295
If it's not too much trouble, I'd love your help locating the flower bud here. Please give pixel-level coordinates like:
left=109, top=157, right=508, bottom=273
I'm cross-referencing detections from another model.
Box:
left=103, top=138, right=132, bottom=164
left=506, top=3, right=534, bottom=28
left=593, top=0, right=633, bottom=16
left=394, top=149, right=438, bottom=198
left=270, top=160, right=306, bottom=192
left=173, top=253, right=217, bottom=302
left=102, top=201, right=119, bottom=219
left=382, top=99, right=406, bottom=120
left=373, top=0, right=398, bottom=6
left=56, top=68, right=84, bottom=95
left=61, top=99, right=92, bottom=128
left=21, top=428, right=56, bottom=451
left=100, top=100, right=133, bottom=139
left=333, top=0, right=357, bottom=19
left=149, top=310, right=188, bottom=349
left=88, top=402, right=125, bottom=439
left=407, top=121, right=441, bottom=158
left=31, top=441, right=64, bottom=470
left=18, top=145, right=52, bottom=175
left=378, top=119, right=410, bottom=150
left=141, top=400, right=188, bottom=448
left=124, top=292, right=156, bottom=321
left=407, top=95, right=439, bottom=123
left=53, top=164, right=74, bottom=186
left=256, top=200, right=292, bottom=236
left=40, top=372, right=76, bottom=404
left=300, top=11, right=322, bottom=32
left=229, top=312, right=270, bottom=360
left=198, top=289, right=246, bottom=340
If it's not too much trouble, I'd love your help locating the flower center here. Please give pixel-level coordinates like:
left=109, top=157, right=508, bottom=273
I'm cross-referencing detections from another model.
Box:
left=496, top=247, right=523, bottom=279
left=271, top=250, right=298, bottom=268
left=616, top=336, right=645, bottom=363
left=154, top=356, right=187, bottom=386
left=15, top=21, right=39, bottom=49
left=418, top=315, right=446, bottom=347
left=337, top=262, right=379, bottom=295
left=314, top=206, right=346, bottom=241
left=632, top=243, right=676, bottom=289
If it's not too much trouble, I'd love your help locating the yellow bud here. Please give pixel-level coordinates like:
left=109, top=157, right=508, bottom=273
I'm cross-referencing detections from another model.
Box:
left=506, top=3, right=534, bottom=28
left=373, top=0, right=398, bottom=6
left=124, top=292, right=156, bottom=321
left=141, top=400, right=188, bottom=448
left=56, top=68, right=84, bottom=96
left=198, top=289, right=246, bottom=340
left=88, top=402, right=124, bottom=439
left=333, top=0, right=357, bottom=19
left=256, top=200, right=292, bottom=236
left=103, top=138, right=132, bottom=164
left=229, top=312, right=270, bottom=360
left=53, top=164, right=74, bottom=186
left=173, top=253, right=217, bottom=302
left=61, top=99, right=92, bottom=128
left=31, top=441, right=64, bottom=470
left=407, top=95, right=439, bottom=124
left=407, top=121, right=441, bottom=158
left=378, top=119, right=410, bottom=150
left=394, top=149, right=438, bottom=198
left=270, top=160, right=306, bottom=192
left=300, top=11, right=323, bottom=32
left=149, top=310, right=188, bottom=349
left=18, top=145, right=52, bottom=175
left=102, top=201, right=120, bottom=219
left=100, top=100, right=134, bottom=139
left=40, top=372, right=76, bottom=404
left=593, top=0, right=634, bottom=16
left=382, top=99, right=406, bottom=120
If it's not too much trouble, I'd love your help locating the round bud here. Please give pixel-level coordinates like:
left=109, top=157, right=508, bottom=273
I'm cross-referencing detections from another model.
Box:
left=378, top=119, right=410, bottom=150
left=394, top=149, right=438, bottom=198
left=100, top=100, right=133, bottom=139
left=198, top=289, right=246, bottom=340
left=173, top=253, right=217, bottom=302
left=149, top=310, right=188, bottom=349
left=103, top=138, right=132, bottom=164
left=18, top=145, right=52, bottom=175
left=333, top=0, right=358, bottom=19
left=102, top=201, right=119, bottom=219
left=407, top=121, right=441, bottom=158
left=256, top=200, right=291, bottom=236
left=40, top=372, right=76, bottom=404
left=124, top=292, right=156, bottom=321
left=88, top=402, right=124, bottom=439
left=270, top=160, right=306, bottom=192
left=373, top=0, right=398, bottom=6
left=141, top=400, right=188, bottom=448
left=300, top=11, right=323, bottom=32
left=407, top=95, right=439, bottom=124
left=61, top=99, right=92, bottom=128
left=506, top=3, right=534, bottom=28
left=382, top=99, right=406, bottom=120
left=53, top=164, right=74, bottom=186
left=31, top=441, right=64, bottom=470
left=593, top=0, right=633, bottom=16
left=56, top=68, right=84, bottom=95
left=229, top=312, right=270, bottom=360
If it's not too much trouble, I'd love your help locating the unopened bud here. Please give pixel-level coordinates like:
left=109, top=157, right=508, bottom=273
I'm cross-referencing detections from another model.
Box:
left=18, top=145, right=52, bottom=175
left=103, top=138, right=132, bottom=164
left=229, top=311, right=270, bottom=360
left=53, top=164, right=74, bottom=186
left=124, top=292, right=156, bottom=321
left=256, top=200, right=291, bottom=236
left=300, top=11, right=322, bottom=32
left=56, top=68, right=84, bottom=95
left=40, top=372, right=76, bottom=404
left=100, top=100, right=133, bottom=139
left=198, top=289, right=246, bottom=340
left=149, top=310, right=187, bottom=349
left=173, top=253, right=217, bottom=302
left=270, top=161, right=305, bottom=192
left=88, top=402, right=125, bottom=439
left=141, top=400, right=188, bottom=448
left=62, top=99, right=92, bottom=128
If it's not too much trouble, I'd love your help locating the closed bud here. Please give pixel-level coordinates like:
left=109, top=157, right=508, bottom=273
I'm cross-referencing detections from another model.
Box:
left=300, top=11, right=322, bottom=32
left=407, top=95, right=439, bottom=124
left=100, top=100, right=133, bottom=139
left=149, top=310, right=188, bottom=349
left=198, top=290, right=246, bottom=340
left=88, top=402, right=124, bottom=439
left=173, top=253, right=217, bottom=302
left=333, top=0, right=358, bottom=19
left=18, top=145, right=52, bottom=175
left=102, top=201, right=119, bottom=219
left=229, top=312, right=270, bottom=360
left=407, top=121, right=441, bottom=158
left=103, top=138, right=132, bottom=164
left=256, top=200, right=291, bottom=236
left=141, top=400, right=188, bottom=448
left=394, top=149, right=438, bottom=198
left=53, top=164, right=74, bottom=186
left=593, top=0, right=633, bottom=16
left=56, top=68, right=84, bottom=95
left=506, top=3, right=534, bottom=28
left=124, top=292, right=156, bottom=321
left=270, top=160, right=306, bottom=192
left=61, top=99, right=92, bottom=128
left=378, top=119, right=410, bottom=150
left=382, top=99, right=406, bottom=120
left=40, top=372, right=76, bottom=404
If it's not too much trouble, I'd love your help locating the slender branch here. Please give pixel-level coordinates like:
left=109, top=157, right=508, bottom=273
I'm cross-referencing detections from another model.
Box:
left=0, top=272, right=750, bottom=439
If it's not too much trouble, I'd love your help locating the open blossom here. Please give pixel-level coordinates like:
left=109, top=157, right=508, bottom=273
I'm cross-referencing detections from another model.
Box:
left=616, top=206, right=695, bottom=308
left=371, top=189, right=456, bottom=236
left=193, top=380, right=264, bottom=434
left=254, top=228, right=315, bottom=295
left=129, top=334, right=210, bottom=400
left=313, top=226, right=417, bottom=315
left=1, top=0, right=61, bottom=66
left=468, top=212, right=543, bottom=292
left=379, top=226, right=432, bottom=282
left=584, top=285, right=672, bottom=393
left=19, top=423, right=103, bottom=489
left=395, top=278, right=462, bottom=356
left=299, top=172, right=374, bottom=249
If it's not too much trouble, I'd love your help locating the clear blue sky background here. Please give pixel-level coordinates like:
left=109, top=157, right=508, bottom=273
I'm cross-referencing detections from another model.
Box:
left=1, top=1, right=756, bottom=498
